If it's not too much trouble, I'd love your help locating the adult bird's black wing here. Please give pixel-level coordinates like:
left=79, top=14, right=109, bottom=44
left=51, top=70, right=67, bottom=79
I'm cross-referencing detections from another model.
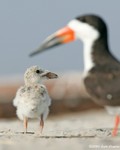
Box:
left=84, top=64, right=120, bottom=106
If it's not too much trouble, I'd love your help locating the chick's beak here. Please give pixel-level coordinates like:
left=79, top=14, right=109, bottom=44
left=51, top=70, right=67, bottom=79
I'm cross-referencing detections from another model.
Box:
left=29, top=26, right=75, bottom=56
left=42, top=72, right=58, bottom=79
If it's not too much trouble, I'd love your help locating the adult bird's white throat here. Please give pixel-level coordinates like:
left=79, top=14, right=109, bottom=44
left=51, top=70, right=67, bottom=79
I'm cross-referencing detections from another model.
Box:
left=68, top=19, right=100, bottom=71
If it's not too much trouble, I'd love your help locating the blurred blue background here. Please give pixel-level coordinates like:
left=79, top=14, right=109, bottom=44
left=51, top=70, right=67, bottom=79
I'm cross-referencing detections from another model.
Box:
left=0, top=0, right=120, bottom=77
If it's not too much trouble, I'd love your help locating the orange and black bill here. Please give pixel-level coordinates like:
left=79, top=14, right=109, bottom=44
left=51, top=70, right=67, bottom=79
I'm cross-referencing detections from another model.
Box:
left=29, top=26, right=75, bottom=56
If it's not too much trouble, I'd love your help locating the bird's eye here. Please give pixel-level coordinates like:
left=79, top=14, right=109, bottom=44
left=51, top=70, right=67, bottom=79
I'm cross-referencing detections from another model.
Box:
left=76, top=16, right=87, bottom=23
left=36, top=70, right=40, bottom=74
left=36, top=70, right=43, bottom=74
left=80, top=17, right=86, bottom=23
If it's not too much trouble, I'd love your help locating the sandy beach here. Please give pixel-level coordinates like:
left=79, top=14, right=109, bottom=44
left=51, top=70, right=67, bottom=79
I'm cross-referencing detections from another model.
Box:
left=0, top=109, right=120, bottom=150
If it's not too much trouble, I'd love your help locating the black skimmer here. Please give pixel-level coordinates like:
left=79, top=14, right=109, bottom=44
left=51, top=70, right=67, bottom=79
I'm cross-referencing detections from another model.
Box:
left=30, top=14, right=120, bottom=136
left=13, top=66, right=58, bottom=133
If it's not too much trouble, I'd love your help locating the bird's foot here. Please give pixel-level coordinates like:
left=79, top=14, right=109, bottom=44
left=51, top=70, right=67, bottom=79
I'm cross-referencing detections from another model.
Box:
left=112, top=115, right=120, bottom=137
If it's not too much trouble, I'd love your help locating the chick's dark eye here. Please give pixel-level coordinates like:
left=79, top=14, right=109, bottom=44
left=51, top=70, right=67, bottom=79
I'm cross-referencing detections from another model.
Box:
left=36, top=70, right=40, bottom=74
left=36, top=70, right=43, bottom=74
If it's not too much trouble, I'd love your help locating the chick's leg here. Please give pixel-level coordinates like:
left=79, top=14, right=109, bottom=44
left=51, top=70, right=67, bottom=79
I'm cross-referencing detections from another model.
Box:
left=40, top=114, right=44, bottom=133
left=23, top=116, right=28, bottom=133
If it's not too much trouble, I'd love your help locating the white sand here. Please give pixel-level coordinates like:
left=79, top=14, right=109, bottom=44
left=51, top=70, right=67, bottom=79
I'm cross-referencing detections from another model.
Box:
left=0, top=109, right=120, bottom=150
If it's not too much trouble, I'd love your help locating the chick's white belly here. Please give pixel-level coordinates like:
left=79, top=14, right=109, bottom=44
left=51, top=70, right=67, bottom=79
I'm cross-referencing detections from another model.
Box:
left=16, top=97, right=48, bottom=120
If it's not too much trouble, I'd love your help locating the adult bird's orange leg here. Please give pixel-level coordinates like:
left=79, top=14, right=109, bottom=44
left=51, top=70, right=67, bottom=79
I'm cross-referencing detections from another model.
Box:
left=112, top=115, right=120, bottom=136
left=23, top=116, right=28, bottom=134
left=40, top=114, right=44, bottom=133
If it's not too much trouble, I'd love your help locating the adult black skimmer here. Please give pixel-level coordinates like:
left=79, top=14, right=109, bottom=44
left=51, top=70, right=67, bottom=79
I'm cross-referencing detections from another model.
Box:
left=30, top=14, right=120, bottom=136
